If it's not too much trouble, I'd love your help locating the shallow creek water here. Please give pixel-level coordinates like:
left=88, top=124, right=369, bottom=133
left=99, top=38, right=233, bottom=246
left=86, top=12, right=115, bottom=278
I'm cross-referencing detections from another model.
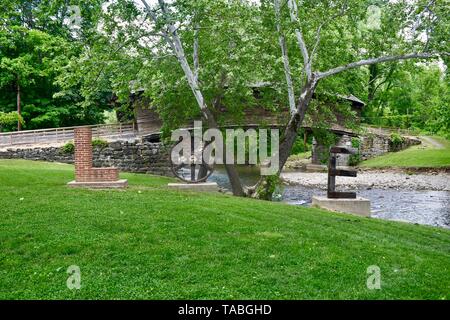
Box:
left=208, top=167, right=450, bottom=229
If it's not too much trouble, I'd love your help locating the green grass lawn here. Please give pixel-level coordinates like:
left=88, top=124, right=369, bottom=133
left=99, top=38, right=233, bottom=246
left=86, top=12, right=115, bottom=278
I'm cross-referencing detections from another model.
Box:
left=0, top=160, right=449, bottom=299
left=361, top=136, right=450, bottom=168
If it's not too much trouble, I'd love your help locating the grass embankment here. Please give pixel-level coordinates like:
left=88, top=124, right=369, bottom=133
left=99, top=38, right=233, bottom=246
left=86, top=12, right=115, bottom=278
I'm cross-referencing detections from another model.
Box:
left=361, top=136, right=450, bottom=169
left=0, top=160, right=449, bottom=299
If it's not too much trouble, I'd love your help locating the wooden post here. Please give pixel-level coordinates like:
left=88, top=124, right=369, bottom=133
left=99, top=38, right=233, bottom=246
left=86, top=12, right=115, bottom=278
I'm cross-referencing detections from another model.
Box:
left=303, top=131, right=308, bottom=151
left=17, top=79, right=21, bottom=131
left=327, top=146, right=357, bottom=199
left=190, top=136, right=196, bottom=182
left=327, top=155, right=336, bottom=197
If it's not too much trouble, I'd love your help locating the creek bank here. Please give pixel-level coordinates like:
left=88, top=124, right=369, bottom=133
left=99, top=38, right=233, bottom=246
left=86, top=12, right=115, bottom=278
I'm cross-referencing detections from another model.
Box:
left=281, top=171, right=450, bottom=191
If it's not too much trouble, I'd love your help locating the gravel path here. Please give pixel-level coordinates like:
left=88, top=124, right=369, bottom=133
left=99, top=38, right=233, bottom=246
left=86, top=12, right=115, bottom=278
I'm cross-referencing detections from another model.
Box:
left=420, top=136, right=445, bottom=149
left=281, top=171, right=450, bottom=191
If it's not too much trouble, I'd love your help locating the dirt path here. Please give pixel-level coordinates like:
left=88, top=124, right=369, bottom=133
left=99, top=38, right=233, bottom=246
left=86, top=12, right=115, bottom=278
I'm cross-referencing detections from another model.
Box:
left=420, top=136, right=445, bottom=149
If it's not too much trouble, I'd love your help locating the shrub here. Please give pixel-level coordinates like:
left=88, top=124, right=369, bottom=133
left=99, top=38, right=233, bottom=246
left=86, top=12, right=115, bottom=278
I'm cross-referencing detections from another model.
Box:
left=254, top=175, right=282, bottom=201
left=92, top=138, right=109, bottom=150
left=0, top=112, right=24, bottom=132
left=61, top=141, right=75, bottom=154
left=348, top=137, right=362, bottom=166
left=351, top=137, right=361, bottom=149
left=60, top=139, right=109, bottom=154
left=291, top=136, right=311, bottom=155
left=390, top=133, right=404, bottom=151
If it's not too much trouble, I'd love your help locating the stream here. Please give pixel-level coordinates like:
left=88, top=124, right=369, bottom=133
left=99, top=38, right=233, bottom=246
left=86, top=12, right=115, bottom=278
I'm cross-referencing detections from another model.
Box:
left=208, top=166, right=450, bottom=229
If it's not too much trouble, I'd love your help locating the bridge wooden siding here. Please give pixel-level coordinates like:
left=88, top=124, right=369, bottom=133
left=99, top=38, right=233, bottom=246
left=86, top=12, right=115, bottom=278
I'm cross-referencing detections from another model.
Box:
left=0, top=123, right=137, bottom=148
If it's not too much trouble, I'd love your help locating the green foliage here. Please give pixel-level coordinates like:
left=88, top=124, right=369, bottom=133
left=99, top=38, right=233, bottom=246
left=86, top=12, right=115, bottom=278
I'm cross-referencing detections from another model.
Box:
left=2, top=0, right=445, bottom=178
left=348, top=154, right=361, bottom=166
left=91, top=138, right=109, bottom=150
left=364, top=65, right=449, bottom=137
left=0, top=2, right=110, bottom=130
left=103, top=110, right=118, bottom=124
left=61, top=141, right=75, bottom=154
left=351, top=137, right=361, bottom=149
left=314, top=129, right=339, bottom=147
left=41, top=0, right=448, bottom=168
left=389, top=132, right=404, bottom=151
left=348, top=137, right=362, bottom=166
left=312, top=129, right=339, bottom=164
left=0, top=111, right=22, bottom=131
left=61, top=138, right=109, bottom=154
left=21, top=102, right=106, bottom=130
left=254, top=175, right=282, bottom=201
left=291, top=130, right=311, bottom=155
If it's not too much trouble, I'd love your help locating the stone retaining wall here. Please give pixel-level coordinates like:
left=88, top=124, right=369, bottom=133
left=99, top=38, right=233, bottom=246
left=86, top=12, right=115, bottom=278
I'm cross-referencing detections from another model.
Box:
left=312, top=133, right=421, bottom=166
left=1, top=132, right=423, bottom=172
left=0, top=139, right=173, bottom=176
left=360, top=133, right=421, bottom=160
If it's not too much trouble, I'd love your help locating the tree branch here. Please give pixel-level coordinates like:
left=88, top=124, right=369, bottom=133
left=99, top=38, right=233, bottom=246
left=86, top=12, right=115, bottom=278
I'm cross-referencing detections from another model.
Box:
left=275, top=0, right=296, bottom=115
left=371, top=64, right=397, bottom=98
left=286, top=0, right=311, bottom=81
left=317, top=52, right=443, bottom=80
left=140, top=0, right=174, bottom=51
left=310, top=2, right=348, bottom=65
left=411, top=0, right=436, bottom=36
left=141, top=0, right=245, bottom=197
left=193, top=22, right=200, bottom=82
left=142, top=0, right=208, bottom=114
left=88, top=30, right=158, bottom=90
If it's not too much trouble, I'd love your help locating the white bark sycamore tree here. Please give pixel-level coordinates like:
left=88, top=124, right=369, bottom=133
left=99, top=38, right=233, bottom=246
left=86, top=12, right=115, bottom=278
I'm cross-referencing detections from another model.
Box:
left=136, top=0, right=447, bottom=198
left=140, top=0, right=248, bottom=196
left=75, top=0, right=448, bottom=198
left=272, top=0, right=447, bottom=176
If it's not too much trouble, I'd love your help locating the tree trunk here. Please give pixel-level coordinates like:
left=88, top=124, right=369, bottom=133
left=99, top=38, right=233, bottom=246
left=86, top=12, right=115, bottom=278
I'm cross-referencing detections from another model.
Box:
left=279, top=77, right=318, bottom=170
left=17, top=80, right=21, bottom=131
left=203, top=109, right=245, bottom=197
left=142, top=0, right=246, bottom=197
left=368, top=64, right=377, bottom=103
left=304, top=131, right=308, bottom=150
left=250, top=78, right=319, bottom=200
left=250, top=114, right=303, bottom=200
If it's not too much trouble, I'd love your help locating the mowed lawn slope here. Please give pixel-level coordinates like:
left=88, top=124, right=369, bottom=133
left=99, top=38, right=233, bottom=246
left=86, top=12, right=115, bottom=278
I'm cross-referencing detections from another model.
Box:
left=0, top=160, right=449, bottom=300
left=361, top=136, right=450, bottom=168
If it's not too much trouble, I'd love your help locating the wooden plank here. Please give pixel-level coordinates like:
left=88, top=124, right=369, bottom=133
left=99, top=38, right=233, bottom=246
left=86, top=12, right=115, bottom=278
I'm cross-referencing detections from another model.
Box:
left=330, top=146, right=356, bottom=155
left=329, top=169, right=357, bottom=177
left=327, top=191, right=357, bottom=199
left=328, top=155, right=336, bottom=193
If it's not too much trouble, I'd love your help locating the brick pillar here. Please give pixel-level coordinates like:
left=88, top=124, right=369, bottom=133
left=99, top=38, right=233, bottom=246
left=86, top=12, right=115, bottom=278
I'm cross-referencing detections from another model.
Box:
left=74, top=127, right=93, bottom=182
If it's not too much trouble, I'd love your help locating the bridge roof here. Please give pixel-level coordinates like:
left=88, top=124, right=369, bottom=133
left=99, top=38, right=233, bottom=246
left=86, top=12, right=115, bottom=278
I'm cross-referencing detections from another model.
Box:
left=336, top=94, right=366, bottom=107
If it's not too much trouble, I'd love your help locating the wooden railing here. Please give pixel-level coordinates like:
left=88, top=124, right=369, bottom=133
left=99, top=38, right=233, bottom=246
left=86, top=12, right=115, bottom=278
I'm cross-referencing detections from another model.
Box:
left=0, top=123, right=137, bottom=148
